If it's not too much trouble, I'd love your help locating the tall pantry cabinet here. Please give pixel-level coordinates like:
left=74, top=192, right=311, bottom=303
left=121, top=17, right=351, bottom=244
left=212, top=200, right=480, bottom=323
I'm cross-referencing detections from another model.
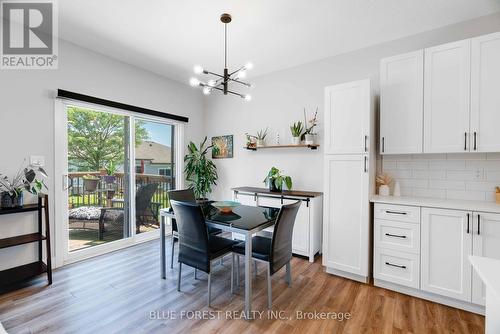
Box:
left=323, top=79, right=375, bottom=283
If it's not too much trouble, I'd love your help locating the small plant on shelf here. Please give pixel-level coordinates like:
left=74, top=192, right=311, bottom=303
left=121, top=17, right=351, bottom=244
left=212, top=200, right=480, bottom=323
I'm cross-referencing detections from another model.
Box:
left=263, top=167, right=292, bottom=192
left=302, top=107, right=318, bottom=144
left=0, top=161, right=48, bottom=208
left=246, top=127, right=269, bottom=147
left=290, top=121, right=304, bottom=145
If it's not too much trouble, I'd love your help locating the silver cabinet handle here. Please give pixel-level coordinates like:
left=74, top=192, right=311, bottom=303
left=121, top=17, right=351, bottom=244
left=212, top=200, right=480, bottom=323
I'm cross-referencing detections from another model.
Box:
left=464, top=132, right=467, bottom=151
left=364, top=135, right=368, bottom=152
left=477, top=214, right=481, bottom=235
left=382, top=137, right=385, bottom=153
left=467, top=213, right=470, bottom=234
left=385, top=210, right=407, bottom=215
left=364, top=156, right=368, bottom=173
left=474, top=132, right=477, bottom=151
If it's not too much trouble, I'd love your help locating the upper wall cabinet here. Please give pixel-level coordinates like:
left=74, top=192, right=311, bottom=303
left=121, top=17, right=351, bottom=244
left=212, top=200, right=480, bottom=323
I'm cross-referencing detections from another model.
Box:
left=324, top=79, right=371, bottom=154
left=470, top=32, right=500, bottom=152
left=423, top=40, right=471, bottom=153
left=380, top=50, right=424, bottom=154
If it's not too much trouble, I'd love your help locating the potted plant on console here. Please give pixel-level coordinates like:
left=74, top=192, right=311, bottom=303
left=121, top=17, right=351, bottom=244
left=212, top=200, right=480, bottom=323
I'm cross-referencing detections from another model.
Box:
left=185, top=136, right=218, bottom=203
left=263, top=167, right=293, bottom=192
left=290, top=121, right=304, bottom=145
left=0, top=161, right=48, bottom=208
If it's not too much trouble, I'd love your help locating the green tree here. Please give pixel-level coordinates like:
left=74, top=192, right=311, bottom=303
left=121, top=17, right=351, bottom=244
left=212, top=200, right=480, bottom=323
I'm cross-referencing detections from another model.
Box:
left=67, top=107, right=148, bottom=171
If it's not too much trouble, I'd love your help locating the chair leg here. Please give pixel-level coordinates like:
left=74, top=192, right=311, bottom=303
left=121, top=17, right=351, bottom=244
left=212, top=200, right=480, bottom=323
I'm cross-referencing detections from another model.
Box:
left=254, top=260, right=257, bottom=278
left=267, top=263, right=272, bottom=310
left=236, top=255, right=240, bottom=287
left=207, top=273, right=212, bottom=307
left=177, top=263, right=182, bottom=292
left=170, top=237, right=175, bottom=269
left=231, top=253, right=235, bottom=294
left=194, top=268, right=198, bottom=280
left=286, top=261, right=291, bottom=287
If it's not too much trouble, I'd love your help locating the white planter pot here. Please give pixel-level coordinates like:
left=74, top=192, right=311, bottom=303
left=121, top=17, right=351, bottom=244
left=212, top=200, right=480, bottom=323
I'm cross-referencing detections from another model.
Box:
left=304, top=134, right=315, bottom=145
left=379, top=185, right=390, bottom=196
left=257, top=139, right=265, bottom=147
left=291, top=137, right=300, bottom=145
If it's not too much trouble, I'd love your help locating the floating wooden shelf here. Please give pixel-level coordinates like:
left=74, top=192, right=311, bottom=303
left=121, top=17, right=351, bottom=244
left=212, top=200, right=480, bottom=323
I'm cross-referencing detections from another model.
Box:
left=245, top=144, right=319, bottom=151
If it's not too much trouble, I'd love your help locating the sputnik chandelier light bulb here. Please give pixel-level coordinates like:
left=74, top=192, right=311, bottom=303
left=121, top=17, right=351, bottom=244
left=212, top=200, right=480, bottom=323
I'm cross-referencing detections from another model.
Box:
left=189, top=13, right=253, bottom=101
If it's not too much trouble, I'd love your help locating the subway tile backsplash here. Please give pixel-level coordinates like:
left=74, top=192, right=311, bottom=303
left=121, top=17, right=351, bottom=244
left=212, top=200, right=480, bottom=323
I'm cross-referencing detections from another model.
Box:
left=382, top=153, right=500, bottom=202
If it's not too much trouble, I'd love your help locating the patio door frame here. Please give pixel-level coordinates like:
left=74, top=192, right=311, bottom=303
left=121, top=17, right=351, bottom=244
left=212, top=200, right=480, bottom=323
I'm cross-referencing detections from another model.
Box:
left=54, top=99, right=184, bottom=267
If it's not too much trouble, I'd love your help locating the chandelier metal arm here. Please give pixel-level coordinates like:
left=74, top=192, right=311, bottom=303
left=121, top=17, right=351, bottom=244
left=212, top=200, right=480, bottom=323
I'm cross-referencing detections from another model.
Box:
left=228, top=77, right=252, bottom=87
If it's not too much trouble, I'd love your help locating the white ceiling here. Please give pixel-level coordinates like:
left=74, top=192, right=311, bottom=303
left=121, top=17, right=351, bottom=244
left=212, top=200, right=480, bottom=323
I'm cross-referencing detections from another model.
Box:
left=59, top=0, right=500, bottom=83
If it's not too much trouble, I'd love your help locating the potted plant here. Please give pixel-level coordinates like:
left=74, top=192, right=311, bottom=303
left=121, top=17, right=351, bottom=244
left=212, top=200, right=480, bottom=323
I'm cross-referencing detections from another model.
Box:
left=263, top=167, right=292, bottom=192
left=83, top=174, right=100, bottom=193
left=184, top=136, right=218, bottom=202
left=290, top=121, right=304, bottom=145
left=302, top=107, right=318, bottom=145
left=256, top=128, right=269, bottom=147
left=0, top=162, right=48, bottom=208
left=376, top=173, right=393, bottom=196
left=102, top=161, right=117, bottom=184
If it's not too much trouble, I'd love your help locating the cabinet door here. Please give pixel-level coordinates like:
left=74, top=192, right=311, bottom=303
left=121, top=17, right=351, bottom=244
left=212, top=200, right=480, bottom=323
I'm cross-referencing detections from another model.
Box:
left=472, top=212, right=500, bottom=305
left=421, top=208, right=472, bottom=301
left=424, top=40, right=471, bottom=153
left=323, top=155, right=369, bottom=276
left=380, top=50, right=424, bottom=154
left=324, top=79, right=370, bottom=154
left=257, top=196, right=310, bottom=256
left=470, top=32, right=500, bottom=152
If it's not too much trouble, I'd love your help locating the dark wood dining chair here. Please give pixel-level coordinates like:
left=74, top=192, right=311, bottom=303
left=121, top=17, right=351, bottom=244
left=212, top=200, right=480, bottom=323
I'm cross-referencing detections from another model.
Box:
left=167, top=189, right=222, bottom=269
left=232, top=200, right=301, bottom=309
left=170, top=200, right=238, bottom=306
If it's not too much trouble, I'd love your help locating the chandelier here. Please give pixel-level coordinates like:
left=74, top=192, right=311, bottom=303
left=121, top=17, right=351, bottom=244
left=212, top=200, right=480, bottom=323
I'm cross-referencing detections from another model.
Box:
left=189, top=13, right=253, bottom=101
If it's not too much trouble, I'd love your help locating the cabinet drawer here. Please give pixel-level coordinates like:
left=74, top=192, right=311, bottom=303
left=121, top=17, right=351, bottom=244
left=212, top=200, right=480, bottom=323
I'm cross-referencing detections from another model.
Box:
left=375, top=219, right=420, bottom=254
left=374, top=204, right=420, bottom=223
left=374, top=248, right=420, bottom=289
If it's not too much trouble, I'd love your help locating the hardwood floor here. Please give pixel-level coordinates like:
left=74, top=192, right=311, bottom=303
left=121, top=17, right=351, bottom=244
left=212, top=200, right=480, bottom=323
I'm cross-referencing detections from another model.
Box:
left=0, top=238, right=484, bottom=334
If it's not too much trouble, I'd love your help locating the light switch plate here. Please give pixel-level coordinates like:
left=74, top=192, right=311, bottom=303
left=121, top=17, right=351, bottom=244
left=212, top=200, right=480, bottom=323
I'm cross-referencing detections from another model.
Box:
left=30, top=155, right=45, bottom=167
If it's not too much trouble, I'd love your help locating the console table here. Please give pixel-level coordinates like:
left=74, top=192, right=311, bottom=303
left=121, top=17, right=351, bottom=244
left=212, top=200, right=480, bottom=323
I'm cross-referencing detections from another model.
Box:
left=0, top=195, right=52, bottom=288
left=232, top=187, right=323, bottom=262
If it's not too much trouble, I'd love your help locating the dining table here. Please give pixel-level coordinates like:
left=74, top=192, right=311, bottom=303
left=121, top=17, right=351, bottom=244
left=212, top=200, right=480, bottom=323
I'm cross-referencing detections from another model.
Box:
left=159, top=203, right=280, bottom=317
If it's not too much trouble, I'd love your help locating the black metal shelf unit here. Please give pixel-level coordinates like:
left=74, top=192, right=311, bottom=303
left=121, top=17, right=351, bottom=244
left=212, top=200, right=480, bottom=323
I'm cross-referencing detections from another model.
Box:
left=0, top=195, right=52, bottom=288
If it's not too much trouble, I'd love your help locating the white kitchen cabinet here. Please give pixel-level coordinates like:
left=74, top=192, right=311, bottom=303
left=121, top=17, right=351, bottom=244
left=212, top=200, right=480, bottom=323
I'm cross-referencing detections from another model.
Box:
left=323, top=155, right=370, bottom=279
left=421, top=208, right=472, bottom=302
left=380, top=50, right=424, bottom=154
left=472, top=212, right=500, bottom=305
left=324, top=79, right=371, bottom=154
left=470, top=32, right=500, bottom=152
left=424, top=39, right=471, bottom=153
left=232, top=189, right=322, bottom=262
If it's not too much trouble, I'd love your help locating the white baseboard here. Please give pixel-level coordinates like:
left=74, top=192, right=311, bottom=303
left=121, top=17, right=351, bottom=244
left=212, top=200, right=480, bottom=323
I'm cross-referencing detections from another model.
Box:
left=374, top=279, right=485, bottom=315
left=325, top=267, right=369, bottom=283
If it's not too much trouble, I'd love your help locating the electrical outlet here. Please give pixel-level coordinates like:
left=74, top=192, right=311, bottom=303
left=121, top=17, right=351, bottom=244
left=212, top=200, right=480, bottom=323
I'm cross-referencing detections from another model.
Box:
left=473, top=168, right=483, bottom=181
left=30, top=155, right=45, bottom=167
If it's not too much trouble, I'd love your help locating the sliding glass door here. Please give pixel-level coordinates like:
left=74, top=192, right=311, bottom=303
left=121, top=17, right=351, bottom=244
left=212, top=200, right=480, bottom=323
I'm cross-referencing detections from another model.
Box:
left=66, top=106, right=131, bottom=252
left=54, top=101, right=182, bottom=264
left=134, top=119, right=175, bottom=235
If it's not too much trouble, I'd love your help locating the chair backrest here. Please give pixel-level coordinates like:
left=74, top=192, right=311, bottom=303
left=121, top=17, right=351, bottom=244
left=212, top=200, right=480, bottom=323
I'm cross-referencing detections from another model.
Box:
left=167, top=189, right=196, bottom=232
left=170, top=200, right=211, bottom=273
left=270, top=200, right=301, bottom=274
left=135, top=183, right=158, bottom=214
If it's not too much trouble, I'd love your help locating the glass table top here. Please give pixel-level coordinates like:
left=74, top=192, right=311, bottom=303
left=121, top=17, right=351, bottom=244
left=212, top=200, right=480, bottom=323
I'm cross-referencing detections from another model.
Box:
left=202, top=204, right=280, bottom=231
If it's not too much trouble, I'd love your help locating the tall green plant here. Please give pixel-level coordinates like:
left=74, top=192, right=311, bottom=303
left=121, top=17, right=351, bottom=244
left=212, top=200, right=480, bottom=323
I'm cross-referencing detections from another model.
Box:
left=184, top=137, right=218, bottom=199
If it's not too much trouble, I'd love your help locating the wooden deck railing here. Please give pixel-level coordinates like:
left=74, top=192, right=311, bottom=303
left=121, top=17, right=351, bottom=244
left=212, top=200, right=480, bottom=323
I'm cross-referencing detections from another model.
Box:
left=68, top=171, right=174, bottom=209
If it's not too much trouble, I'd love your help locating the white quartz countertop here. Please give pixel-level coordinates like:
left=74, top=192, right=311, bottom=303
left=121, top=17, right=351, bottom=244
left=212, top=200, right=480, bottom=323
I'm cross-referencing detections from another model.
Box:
left=371, top=195, right=500, bottom=214
left=469, top=256, right=500, bottom=300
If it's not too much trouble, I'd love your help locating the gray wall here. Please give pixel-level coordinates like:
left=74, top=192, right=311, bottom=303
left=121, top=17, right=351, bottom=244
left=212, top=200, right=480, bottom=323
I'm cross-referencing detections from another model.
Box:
left=0, top=39, right=204, bottom=270
left=204, top=13, right=500, bottom=201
